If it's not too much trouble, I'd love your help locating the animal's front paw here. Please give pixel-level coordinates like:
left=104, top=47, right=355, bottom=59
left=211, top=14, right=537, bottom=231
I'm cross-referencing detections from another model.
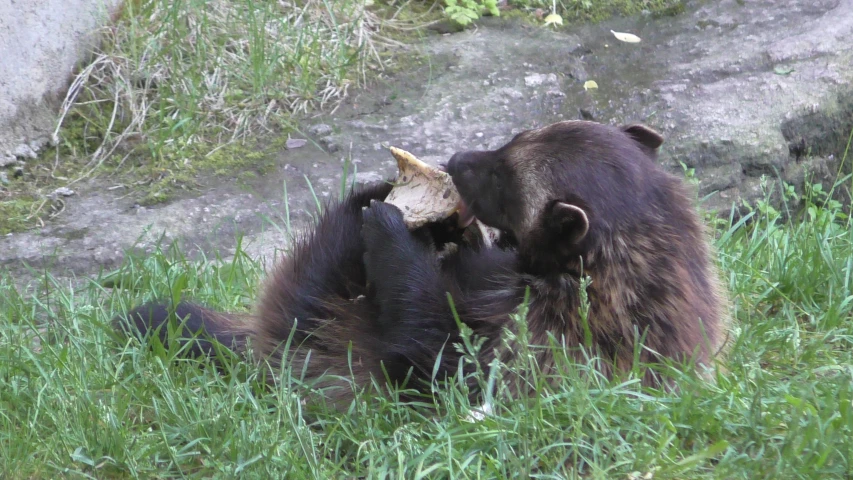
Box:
left=361, top=200, right=408, bottom=245
left=362, top=200, right=414, bottom=291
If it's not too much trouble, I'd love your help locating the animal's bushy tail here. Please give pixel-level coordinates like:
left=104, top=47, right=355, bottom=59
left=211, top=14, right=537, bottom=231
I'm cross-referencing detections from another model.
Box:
left=115, top=302, right=252, bottom=359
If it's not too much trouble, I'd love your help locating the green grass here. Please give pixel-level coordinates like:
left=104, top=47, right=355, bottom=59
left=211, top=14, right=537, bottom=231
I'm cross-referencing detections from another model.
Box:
left=65, top=0, right=390, bottom=163
left=2, top=174, right=853, bottom=479
left=1, top=0, right=410, bottom=232
left=442, top=0, right=683, bottom=28
left=0, top=200, right=31, bottom=235
left=510, top=0, right=685, bottom=23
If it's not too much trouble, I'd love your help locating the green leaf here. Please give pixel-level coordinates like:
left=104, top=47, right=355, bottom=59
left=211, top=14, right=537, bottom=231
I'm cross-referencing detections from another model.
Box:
left=544, top=13, right=563, bottom=26
left=774, top=65, right=795, bottom=75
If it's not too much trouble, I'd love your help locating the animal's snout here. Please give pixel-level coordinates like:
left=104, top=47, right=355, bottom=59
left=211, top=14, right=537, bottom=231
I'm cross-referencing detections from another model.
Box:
left=446, top=151, right=478, bottom=181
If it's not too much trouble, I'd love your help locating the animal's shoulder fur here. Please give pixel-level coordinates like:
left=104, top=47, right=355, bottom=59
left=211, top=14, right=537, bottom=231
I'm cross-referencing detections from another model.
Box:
left=446, top=120, right=728, bottom=384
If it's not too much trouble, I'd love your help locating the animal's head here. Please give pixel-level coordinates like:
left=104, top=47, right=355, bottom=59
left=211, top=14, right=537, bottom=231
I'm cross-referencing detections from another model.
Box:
left=446, top=121, right=669, bottom=272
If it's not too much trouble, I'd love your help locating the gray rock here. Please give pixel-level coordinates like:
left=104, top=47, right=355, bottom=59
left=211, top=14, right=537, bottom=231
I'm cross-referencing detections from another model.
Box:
left=353, top=171, right=385, bottom=185
left=498, top=87, right=524, bottom=100
left=348, top=120, right=387, bottom=131
left=319, top=137, right=340, bottom=153
left=13, top=144, right=37, bottom=159
left=0, top=0, right=123, bottom=161
left=285, top=138, right=308, bottom=149
left=49, top=187, right=75, bottom=198
left=524, top=73, right=559, bottom=88
left=308, top=123, right=333, bottom=136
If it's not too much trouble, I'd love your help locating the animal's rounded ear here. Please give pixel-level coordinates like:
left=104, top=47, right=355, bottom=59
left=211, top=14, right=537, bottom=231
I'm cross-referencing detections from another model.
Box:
left=553, top=202, right=589, bottom=244
left=622, top=124, right=664, bottom=153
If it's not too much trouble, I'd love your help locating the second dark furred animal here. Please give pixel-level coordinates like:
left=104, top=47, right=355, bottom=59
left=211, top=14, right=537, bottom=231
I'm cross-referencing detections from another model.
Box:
left=118, top=120, right=728, bottom=407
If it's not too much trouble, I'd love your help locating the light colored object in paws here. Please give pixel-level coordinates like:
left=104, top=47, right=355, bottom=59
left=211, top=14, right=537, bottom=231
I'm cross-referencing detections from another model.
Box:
left=385, top=146, right=502, bottom=247
left=384, top=146, right=461, bottom=229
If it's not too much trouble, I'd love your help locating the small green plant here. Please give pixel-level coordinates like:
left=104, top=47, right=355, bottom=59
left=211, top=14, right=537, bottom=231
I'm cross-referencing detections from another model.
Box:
left=508, top=0, right=685, bottom=23
left=679, top=161, right=698, bottom=185
left=444, top=0, right=500, bottom=26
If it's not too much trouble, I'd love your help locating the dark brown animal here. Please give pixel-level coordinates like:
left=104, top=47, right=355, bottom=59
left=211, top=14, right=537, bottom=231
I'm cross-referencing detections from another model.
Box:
left=441, top=121, right=728, bottom=387
left=118, top=120, right=727, bottom=407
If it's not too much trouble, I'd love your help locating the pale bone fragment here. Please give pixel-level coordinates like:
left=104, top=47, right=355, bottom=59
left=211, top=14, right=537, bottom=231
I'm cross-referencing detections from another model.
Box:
left=384, top=146, right=461, bottom=229
left=384, top=146, right=501, bottom=248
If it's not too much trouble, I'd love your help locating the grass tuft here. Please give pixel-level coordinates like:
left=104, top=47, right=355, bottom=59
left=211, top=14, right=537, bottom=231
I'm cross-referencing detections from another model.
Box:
left=0, top=0, right=412, bottom=233
left=58, top=0, right=392, bottom=172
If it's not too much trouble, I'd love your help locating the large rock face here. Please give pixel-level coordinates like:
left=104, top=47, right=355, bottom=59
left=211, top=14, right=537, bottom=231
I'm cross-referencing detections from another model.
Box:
left=633, top=0, right=853, bottom=213
left=2, top=0, right=852, bottom=283
left=0, top=0, right=122, bottom=166
left=314, top=0, right=853, bottom=216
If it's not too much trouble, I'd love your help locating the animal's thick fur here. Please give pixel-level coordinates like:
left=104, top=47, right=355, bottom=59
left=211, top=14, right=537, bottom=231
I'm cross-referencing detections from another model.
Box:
left=443, top=121, right=727, bottom=387
left=118, top=120, right=727, bottom=405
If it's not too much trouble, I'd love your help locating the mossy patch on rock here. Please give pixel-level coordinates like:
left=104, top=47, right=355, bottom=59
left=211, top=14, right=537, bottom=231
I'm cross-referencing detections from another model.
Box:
left=0, top=200, right=32, bottom=235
